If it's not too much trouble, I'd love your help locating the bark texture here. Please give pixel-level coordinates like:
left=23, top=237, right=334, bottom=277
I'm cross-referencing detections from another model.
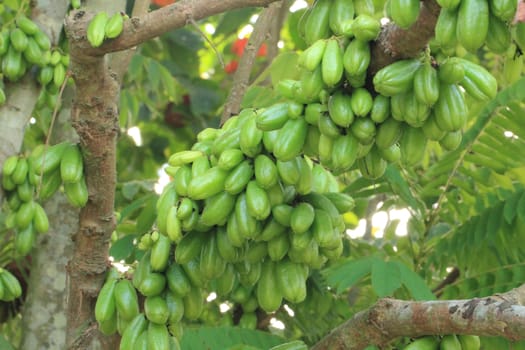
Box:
left=312, top=285, right=525, bottom=350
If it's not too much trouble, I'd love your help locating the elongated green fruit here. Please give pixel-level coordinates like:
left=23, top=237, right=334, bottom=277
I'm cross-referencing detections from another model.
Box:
left=322, top=38, right=344, bottom=87
left=298, top=39, right=327, bottom=71
left=456, top=0, right=488, bottom=52
left=64, top=177, right=89, bottom=208
left=168, top=150, right=203, bottom=167
left=119, top=313, right=147, bottom=350
left=87, top=12, right=109, bottom=47
left=105, top=13, right=124, bottom=39
left=60, top=144, right=83, bottom=183
left=95, top=279, right=117, bottom=322
left=114, top=279, right=140, bottom=321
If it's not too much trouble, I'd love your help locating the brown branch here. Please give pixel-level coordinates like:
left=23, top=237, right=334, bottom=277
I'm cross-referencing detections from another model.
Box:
left=221, top=1, right=284, bottom=123
left=433, top=267, right=461, bottom=295
left=67, top=0, right=280, bottom=58
left=266, top=0, right=289, bottom=63
left=312, top=284, right=525, bottom=350
left=369, top=0, right=441, bottom=75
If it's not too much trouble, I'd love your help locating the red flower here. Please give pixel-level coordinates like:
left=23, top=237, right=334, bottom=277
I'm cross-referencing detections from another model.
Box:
left=224, top=60, right=239, bottom=74
left=231, top=37, right=268, bottom=58
left=152, top=0, right=175, bottom=7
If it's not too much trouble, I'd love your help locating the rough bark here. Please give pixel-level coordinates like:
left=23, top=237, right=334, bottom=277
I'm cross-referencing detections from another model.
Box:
left=62, top=1, right=279, bottom=348
left=312, top=284, right=525, bottom=350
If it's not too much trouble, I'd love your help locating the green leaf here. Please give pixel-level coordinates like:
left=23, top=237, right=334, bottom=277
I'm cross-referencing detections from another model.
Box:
left=136, top=196, right=158, bottom=235
left=180, top=326, right=284, bottom=350
left=371, top=260, right=402, bottom=297
left=518, top=192, right=525, bottom=223
left=394, top=261, right=436, bottom=300
left=187, top=79, right=224, bottom=116
left=0, top=335, right=14, bottom=350
left=119, top=193, right=157, bottom=223
left=214, top=8, right=257, bottom=38
left=269, top=52, right=301, bottom=87
left=241, top=86, right=280, bottom=109
left=122, top=182, right=141, bottom=200
left=384, top=165, right=423, bottom=214
left=109, top=234, right=136, bottom=261
left=322, top=256, right=376, bottom=294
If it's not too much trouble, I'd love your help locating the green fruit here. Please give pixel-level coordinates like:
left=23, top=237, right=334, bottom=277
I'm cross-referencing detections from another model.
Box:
left=414, top=62, right=439, bottom=106
left=175, top=231, right=205, bottom=264
left=114, top=279, right=140, bottom=321
left=119, top=313, right=147, bottom=350
left=322, top=38, right=344, bottom=87
left=224, top=160, right=253, bottom=195
left=440, top=334, right=461, bottom=350
left=436, top=0, right=460, bottom=9
left=216, top=227, right=242, bottom=262
left=303, top=0, right=332, bottom=45
left=370, top=94, right=391, bottom=123
left=16, top=16, right=40, bottom=35
left=400, top=126, right=428, bottom=166
left=434, top=8, right=458, bottom=51
left=404, top=336, right=439, bottom=350
left=458, top=335, right=480, bottom=350
left=422, top=113, right=446, bottom=141
left=132, top=252, right=152, bottom=290
left=358, top=147, right=387, bottom=179
left=390, top=0, right=420, bottom=29
left=434, top=83, right=467, bottom=132
left=439, top=130, right=462, bottom=151
left=201, top=191, right=236, bottom=226
left=403, top=91, right=431, bottom=127
left=173, top=165, right=191, bottom=197
left=64, top=177, right=89, bottom=208
left=456, top=0, right=489, bottom=52
left=15, top=224, right=36, bottom=256
left=33, top=202, right=49, bottom=233
left=351, top=117, right=376, bottom=144
left=275, top=260, right=307, bottom=303
left=332, top=133, right=360, bottom=171
left=457, top=58, right=497, bottom=101
left=256, top=102, right=290, bottom=131
left=350, top=88, right=373, bottom=117
left=60, top=144, right=83, bottom=183
left=166, top=263, right=191, bottom=296
left=95, top=279, right=117, bottom=322
left=328, top=91, right=354, bottom=128
left=33, top=142, right=68, bottom=175
left=259, top=218, right=286, bottom=242
left=0, top=269, right=22, bottom=301
left=254, top=154, right=278, bottom=189
left=168, top=150, right=204, bottom=167
left=191, top=155, right=210, bottom=178
left=165, top=291, right=185, bottom=323
left=485, top=14, right=511, bottom=54
left=329, top=0, right=354, bottom=35
left=188, top=167, right=228, bottom=200
left=87, top=12, right=109, bottom=47
left=23, top=37, right=44, bottom=66
left=277, top=158, right=300, bottom=185
left=323, top=192, right=355, bottom=213
left=375, top=118, right=402, bottom=149
left=290, top=202, right=315, bottom=234
left=200, top=233, right=226, bottom=280
left=300, top=65, right=324, bottom=101
left=11, top=157, right=29, bottom=185
left=343, top=39, right=370, bottom=77
left=312, top=209, right=339, bottom=248
left=150, top=234, right=171, bottom=272
left=299, top=39, right=327, bottom=73
left=256, top=261, right=282, bottom=312
left=105, top=13, right=124, bottom=39
left=16, top=200, right=35, bottom=230
left=245, top=181, right=271, bottom=220
left=235, top=193, right=260, bottom=239
left=147, top=322, right=169, bottom=350
left=373, top=59, right=421, bottom=96
left=53, top=63, right=66, bottom=87
left=10, top=28, right=28, bottom=52
left=145, top=296, right=169, bottom=324
left=438, top=57, right=465, bottom=84
left=267, top=234, right=290, bottom=261
left=2, top=46, right=24, bottom=81
left=183, top=287, right=204, bottom=320
left=240, top=116, right=263, bottom=157
left=273, top=118, right=308, bottom=161
left=351, top=14, right=381, bottom=41
left=489, top=0, right=517, bottom=22
left=139, top=272, right=166, bottom=297
left=166, top=206, right=182, bottom=243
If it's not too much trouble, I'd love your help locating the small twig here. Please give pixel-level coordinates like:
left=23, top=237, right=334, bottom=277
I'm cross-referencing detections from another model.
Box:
left=221, top=1, right=283, bottom=124
left=189, top=18, right=224, bottom=67
left=432, top=267, right=460, bottom=295
left=265, top=0, right=289, bottom=64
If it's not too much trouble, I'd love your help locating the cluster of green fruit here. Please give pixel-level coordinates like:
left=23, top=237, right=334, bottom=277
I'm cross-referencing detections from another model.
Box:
left=0, top=9, right=70, bottom=109
left=433, top=0, right=517, bottom=54
left=0, top=267, right=22, bottom=302
left=1, top=142, right=87, bottom=256
left=94, top=269, right=182, bottom=350
left=403, top=334, right=480, bottom=350
left=86, top=11, right=126, bottom=48
left=273, top=0, right=503, bottom=178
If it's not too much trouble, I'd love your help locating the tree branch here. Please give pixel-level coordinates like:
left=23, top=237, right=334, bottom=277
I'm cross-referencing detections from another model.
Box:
left=221, top=1, right=284, bottom=123
left=67, top=0, right=280, bottom=58
left=369, top=0, right=441, bottom=74
left=312, top=284, right=525, bottom=350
